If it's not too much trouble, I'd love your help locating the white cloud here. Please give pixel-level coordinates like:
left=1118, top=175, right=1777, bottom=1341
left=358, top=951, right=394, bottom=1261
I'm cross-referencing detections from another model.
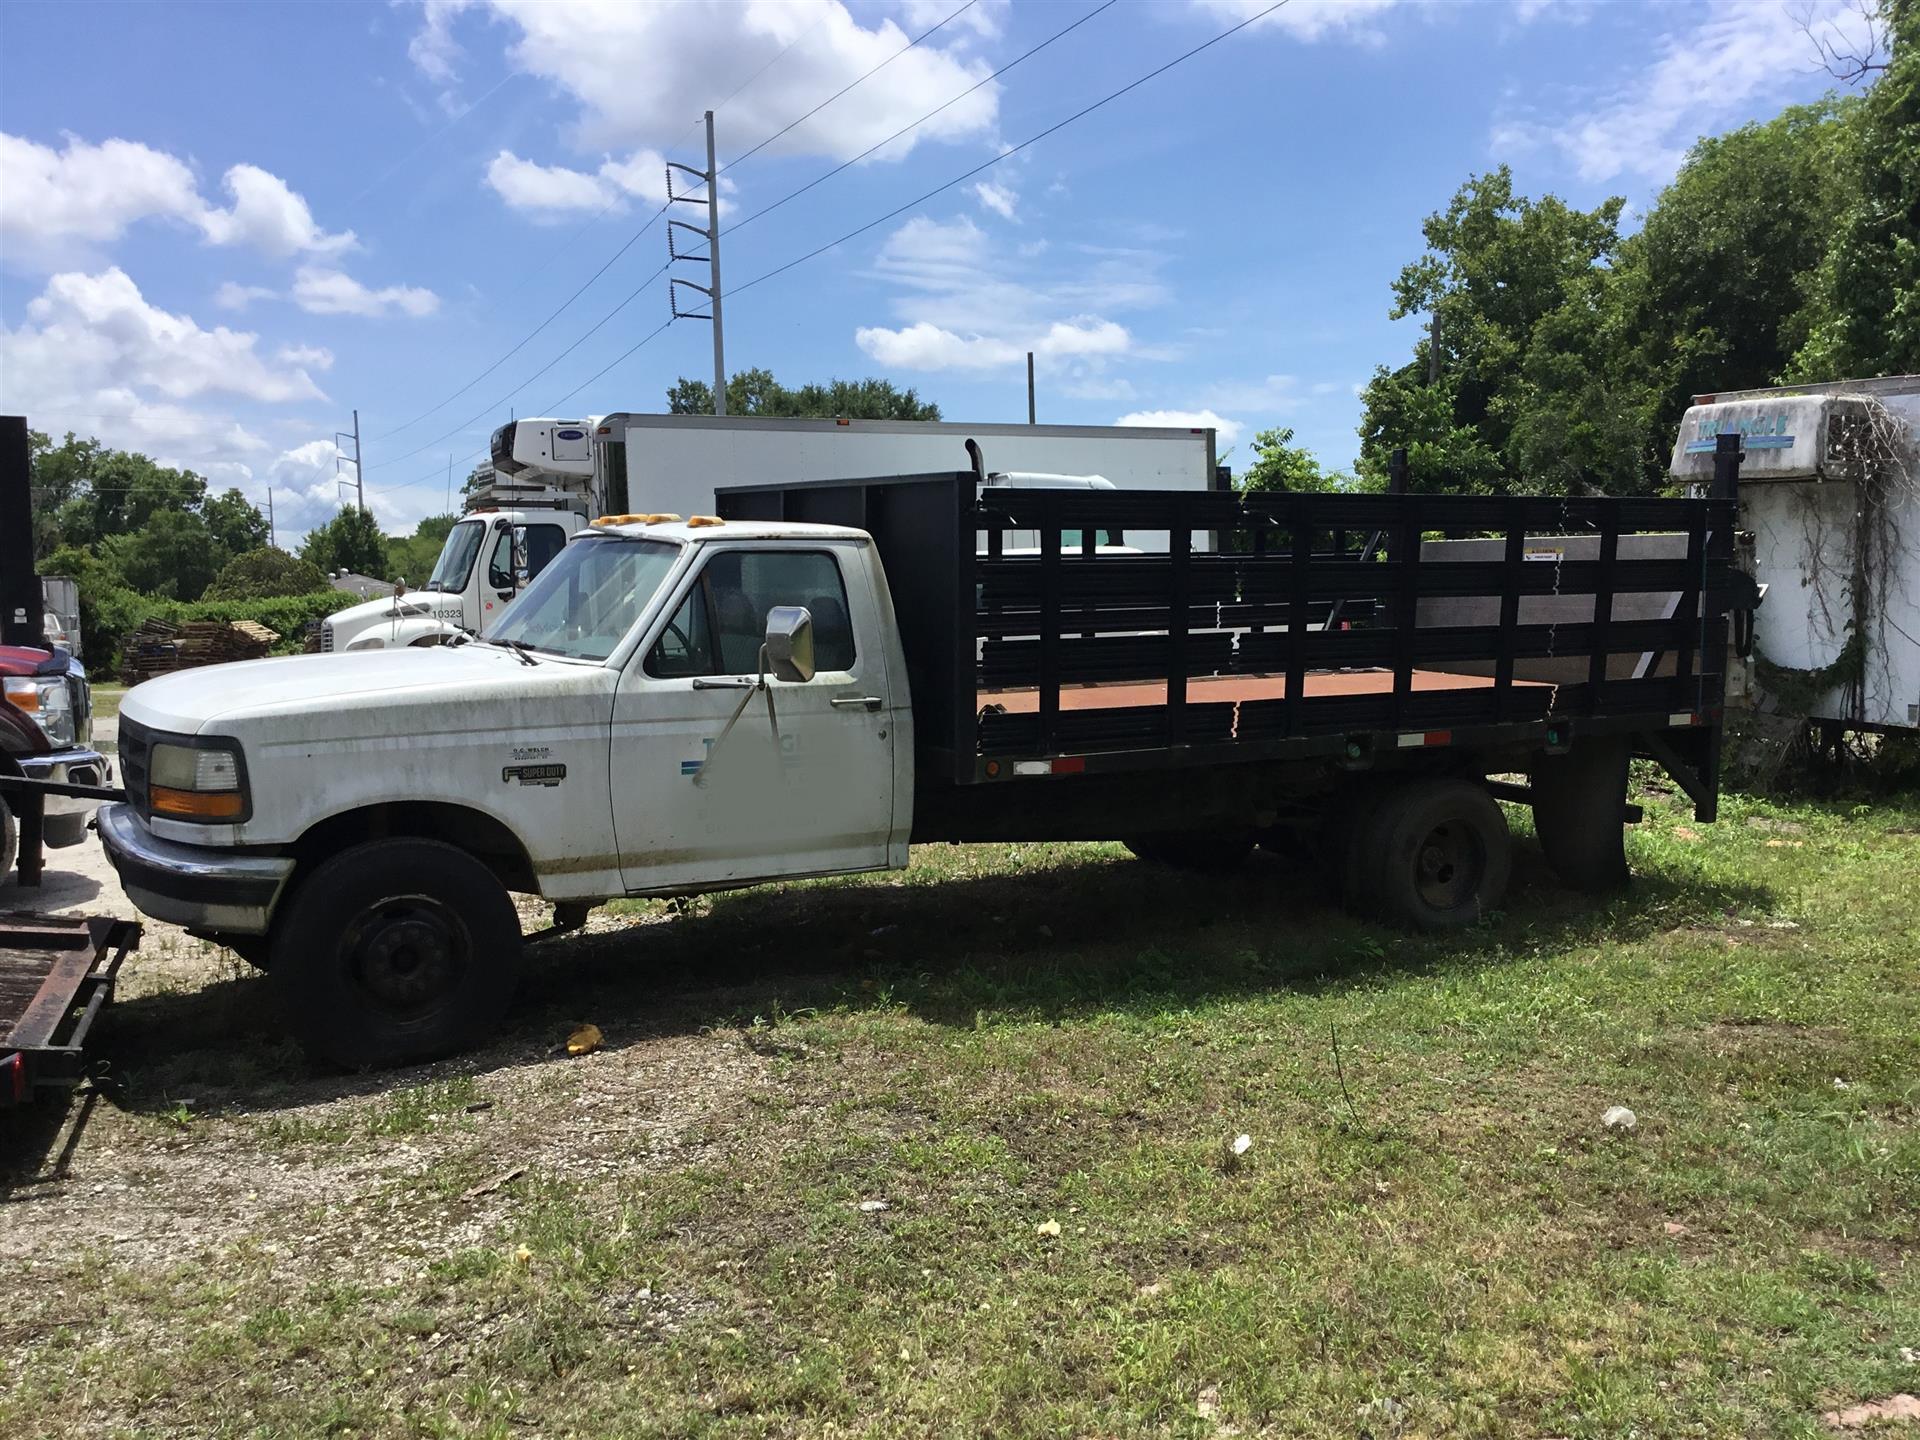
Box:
left=972, top=179, right=1018, bottom=221
left=275, top=343, right=335, bottom=371
left=483, top=146, right=732, bottom=219
left=214, top=281, right=276, bottom=311
left=0, top=132, right=353, bottom=263
left=1490, top=0, right=1874, bottom=183
left=485, top=150, right=603, bottom=213
left=1, top=267, right=328, bottom=407
left=196, top=163, right=355, bottom=257
left=1190, top=0, right=1408, bottom=44
left=857, top=316, right=1130, bottom=371
left=1117, top=408, right=1242, bottom=447
left=415, top=1, right=997, bottom=166
left=291, top=266, right=440, bottom=318
left=852, top=213, right=1171, bottom=378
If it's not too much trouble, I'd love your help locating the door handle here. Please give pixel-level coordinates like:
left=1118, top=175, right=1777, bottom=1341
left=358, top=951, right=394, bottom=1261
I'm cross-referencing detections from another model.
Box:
left=831, top=696, right=883, bottom=712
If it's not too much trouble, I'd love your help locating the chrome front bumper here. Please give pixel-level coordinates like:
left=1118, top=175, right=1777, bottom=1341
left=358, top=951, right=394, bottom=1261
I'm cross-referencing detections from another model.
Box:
left=96, top=802, right=294, bottom=935
left=19, top=747, right=113, bottom=842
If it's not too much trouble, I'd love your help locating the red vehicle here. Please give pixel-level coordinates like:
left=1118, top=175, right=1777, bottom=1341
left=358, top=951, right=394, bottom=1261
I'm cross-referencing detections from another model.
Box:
left=0, top=641, right=111, bottom=879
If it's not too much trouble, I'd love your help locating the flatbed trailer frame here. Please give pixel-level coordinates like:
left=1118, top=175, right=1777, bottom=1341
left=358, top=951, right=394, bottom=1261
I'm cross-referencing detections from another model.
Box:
left=721, top=441, right=1743, bottom=799
left=0, top=912, right=139, bottom=1107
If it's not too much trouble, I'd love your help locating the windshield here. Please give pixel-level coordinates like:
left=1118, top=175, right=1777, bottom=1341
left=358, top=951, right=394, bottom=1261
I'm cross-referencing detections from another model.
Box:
left=486, top=535, right=680, bottom=661
left=427, top=520, right=486, bottom=592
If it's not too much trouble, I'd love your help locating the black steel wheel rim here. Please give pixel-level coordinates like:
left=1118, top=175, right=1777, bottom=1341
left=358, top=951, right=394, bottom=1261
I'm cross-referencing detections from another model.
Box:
left=344, top=894, right=468, bottom=1016
left=1413, top=821, right=1483, bottom=911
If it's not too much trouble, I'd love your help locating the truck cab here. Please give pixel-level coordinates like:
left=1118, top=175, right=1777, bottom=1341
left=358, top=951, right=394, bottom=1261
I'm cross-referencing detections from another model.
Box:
left=99, top=515, right=909, bottom=1066
left=320, top=505, right=582, bottom=651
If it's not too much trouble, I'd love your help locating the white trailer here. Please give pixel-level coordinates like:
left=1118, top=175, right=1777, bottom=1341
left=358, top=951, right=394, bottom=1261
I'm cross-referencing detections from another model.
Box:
left=1669, top=375, right=1920, bottom=733
left=587, top=414, right=1219, bottom=524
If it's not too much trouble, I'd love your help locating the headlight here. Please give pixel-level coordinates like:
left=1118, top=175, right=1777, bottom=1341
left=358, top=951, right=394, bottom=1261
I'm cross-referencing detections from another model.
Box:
left=3, top=675, right=75, bottom=748
left=149, top=738, right=250, bottom=822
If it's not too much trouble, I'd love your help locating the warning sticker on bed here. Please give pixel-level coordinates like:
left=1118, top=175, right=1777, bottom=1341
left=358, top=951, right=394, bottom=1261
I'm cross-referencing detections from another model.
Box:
left=1524, top=547, right=1564, bottom=562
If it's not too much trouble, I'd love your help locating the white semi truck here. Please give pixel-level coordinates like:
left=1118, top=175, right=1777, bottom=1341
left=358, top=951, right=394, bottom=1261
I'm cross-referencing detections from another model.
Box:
left=322, top=415, right=1219, bottom=651
left=1669, top=375, right=1919, bottom=734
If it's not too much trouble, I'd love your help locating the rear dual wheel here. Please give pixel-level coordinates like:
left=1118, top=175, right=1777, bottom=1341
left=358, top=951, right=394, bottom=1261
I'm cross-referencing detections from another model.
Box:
left=1345, top=779, right=1511, bottom=930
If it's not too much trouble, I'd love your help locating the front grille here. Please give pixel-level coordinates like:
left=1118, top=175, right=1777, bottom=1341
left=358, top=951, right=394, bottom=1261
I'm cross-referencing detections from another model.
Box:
left=320, top=618, right=335, bottom=652
left=69, top=673, right=91, bottom=746
left=118, top=714, right=152, bottom=820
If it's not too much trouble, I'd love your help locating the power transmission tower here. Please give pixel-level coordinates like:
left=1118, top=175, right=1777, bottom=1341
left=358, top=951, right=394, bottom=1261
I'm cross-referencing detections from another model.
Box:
left=667, top=111, right=727, bottom=415
left=335, top=410, right=365, bottom=511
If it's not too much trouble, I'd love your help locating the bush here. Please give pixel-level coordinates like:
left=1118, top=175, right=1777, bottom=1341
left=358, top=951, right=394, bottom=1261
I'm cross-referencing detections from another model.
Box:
left=204, top=547, right=331, bottom=600
left=94, top=588, right=361, bottom=676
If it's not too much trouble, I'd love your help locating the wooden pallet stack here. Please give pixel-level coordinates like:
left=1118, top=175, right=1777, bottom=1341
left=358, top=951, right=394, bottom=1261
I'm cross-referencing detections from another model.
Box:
left=120, top=618, right=280, bottom=683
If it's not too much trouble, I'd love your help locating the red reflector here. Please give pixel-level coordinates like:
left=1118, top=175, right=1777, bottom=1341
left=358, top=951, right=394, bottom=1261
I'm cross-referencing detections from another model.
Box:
left=1424, top=730, right=1452, bottom=747
left=1051, top=756, right=1086, bottom=775
left=2, top=1052, right=25, bottom=1105
left=836, top=417, right=850, bottom=426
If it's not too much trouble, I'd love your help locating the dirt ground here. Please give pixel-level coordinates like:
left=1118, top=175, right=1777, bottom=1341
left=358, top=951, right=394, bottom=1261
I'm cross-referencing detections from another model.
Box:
left=0, top=832, right=775, bottom=1289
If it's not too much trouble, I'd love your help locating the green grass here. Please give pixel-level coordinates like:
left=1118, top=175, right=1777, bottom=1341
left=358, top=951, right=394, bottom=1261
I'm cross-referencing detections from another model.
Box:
left=4, top=782, right=1918, bottom=1438
left=89, top=683, right=126, bottom=723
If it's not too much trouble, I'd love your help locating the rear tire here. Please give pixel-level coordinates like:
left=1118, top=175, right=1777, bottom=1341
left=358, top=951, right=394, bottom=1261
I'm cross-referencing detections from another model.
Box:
left=1123, top=829, right=1256, bottom=873
left=269, top=838, right=521, bottom=1069
left=1531, top=737, right=1630, bottom=892
left=1356, top=779, right=1511, bottom=930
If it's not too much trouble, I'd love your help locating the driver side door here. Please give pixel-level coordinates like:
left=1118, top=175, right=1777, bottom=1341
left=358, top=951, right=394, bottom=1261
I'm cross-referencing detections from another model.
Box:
left=609, top=541, right=897, bottom=893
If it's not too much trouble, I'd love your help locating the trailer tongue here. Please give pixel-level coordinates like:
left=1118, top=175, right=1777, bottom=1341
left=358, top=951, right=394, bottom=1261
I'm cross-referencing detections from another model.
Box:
left=0, top=913, right=139, bottom=1107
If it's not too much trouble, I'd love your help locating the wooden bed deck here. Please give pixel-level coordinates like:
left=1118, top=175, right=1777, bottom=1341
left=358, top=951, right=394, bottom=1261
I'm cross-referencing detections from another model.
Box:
left=978, top=668, right=1538, bottom=715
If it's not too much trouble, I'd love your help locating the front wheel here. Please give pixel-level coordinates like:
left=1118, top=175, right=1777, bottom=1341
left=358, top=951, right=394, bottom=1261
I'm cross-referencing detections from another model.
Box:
left=269, top=838, right=521, bottom=1069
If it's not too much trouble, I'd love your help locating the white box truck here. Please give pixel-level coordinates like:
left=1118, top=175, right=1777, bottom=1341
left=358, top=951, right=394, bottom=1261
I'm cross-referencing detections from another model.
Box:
left=323, top=415, right=1220, bottom=651
left=1669, top=375, right=1920, bottom=733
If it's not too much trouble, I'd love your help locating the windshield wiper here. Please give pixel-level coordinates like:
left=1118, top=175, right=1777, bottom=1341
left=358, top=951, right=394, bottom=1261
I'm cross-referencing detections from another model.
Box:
left=503, top=638, right=540, bottom=666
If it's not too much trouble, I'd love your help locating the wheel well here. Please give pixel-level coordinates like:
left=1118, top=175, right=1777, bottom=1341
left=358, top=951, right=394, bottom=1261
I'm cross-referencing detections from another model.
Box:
left=291, top=802, right=538, bottom=894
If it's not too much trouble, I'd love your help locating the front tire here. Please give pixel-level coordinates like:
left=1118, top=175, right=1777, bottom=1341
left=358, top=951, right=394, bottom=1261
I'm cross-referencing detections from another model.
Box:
left=270, top=838, right=521, bottom=1069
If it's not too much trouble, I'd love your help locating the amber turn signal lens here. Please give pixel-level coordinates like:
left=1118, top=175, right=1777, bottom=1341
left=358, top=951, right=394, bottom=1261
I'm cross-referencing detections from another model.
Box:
left=150, top=786, right=245, bottom=820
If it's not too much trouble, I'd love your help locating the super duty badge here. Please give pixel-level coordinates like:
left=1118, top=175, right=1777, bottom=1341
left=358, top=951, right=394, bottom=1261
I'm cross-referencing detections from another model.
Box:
left=503, top=762, right=567, bottom=787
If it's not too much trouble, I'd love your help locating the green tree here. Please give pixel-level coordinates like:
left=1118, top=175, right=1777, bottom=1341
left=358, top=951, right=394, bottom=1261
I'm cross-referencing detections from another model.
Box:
left=201, top=488, right=270, bottom=556
left=666, top=367, right=941, bottom=420
left=27, top=431, right=101, bottom=559
left=1791, top=0, right=1919, bottom=378
left=385, top=514, right=458, bottom=586
left=204, top=547, right=331, bottom=600
left=97, top=510, right=224, bottom=601
left=300, top=507, right=390, bottom=578
left=1357, top=168, right=1629, bottom=492
left=1235, top=427, right=1348, bottom=494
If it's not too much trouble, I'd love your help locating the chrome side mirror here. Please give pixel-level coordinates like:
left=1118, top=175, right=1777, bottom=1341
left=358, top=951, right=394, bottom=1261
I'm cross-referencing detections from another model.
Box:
left=763, top=605, right=814, bottom=683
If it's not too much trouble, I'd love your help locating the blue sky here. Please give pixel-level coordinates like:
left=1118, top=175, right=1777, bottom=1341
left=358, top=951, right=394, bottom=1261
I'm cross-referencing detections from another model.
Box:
left=0, top=0, right=1877, bottom=542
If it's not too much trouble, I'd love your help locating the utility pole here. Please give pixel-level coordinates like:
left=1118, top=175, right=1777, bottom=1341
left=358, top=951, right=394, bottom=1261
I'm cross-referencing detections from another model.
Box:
left=1026, top=351, right=1036, bottom=424
left=335, top=410, right=365, bottom=512
left=446, top=454, right=453, bottom=514
left=667, top=110, right=727, bottom=415
left=267, top=488, right=275, bottom=550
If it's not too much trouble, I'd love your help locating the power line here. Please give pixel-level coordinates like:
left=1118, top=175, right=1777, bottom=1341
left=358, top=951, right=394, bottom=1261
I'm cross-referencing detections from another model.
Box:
left=730, top=0, right=1293, bottom=302
left=545, top=317, right=674, bottom=413
left=367, top=201, right=674, bottom=449
left=731, top=0, right=1119, bottom=238
left=365, top=261, right=671, bottom=492
left=719, top=0, right=979, bottom=175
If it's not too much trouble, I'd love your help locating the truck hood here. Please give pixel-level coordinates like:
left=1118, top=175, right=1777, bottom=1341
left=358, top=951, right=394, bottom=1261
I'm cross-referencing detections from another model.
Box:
left=329, top=590, right=465, bottom=632
left=121, top=643, right=574, bottom=733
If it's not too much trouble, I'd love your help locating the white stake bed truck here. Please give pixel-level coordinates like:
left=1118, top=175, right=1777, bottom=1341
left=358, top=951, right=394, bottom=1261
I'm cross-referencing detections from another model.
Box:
left=97, top=451, right=1754, bottom=1069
